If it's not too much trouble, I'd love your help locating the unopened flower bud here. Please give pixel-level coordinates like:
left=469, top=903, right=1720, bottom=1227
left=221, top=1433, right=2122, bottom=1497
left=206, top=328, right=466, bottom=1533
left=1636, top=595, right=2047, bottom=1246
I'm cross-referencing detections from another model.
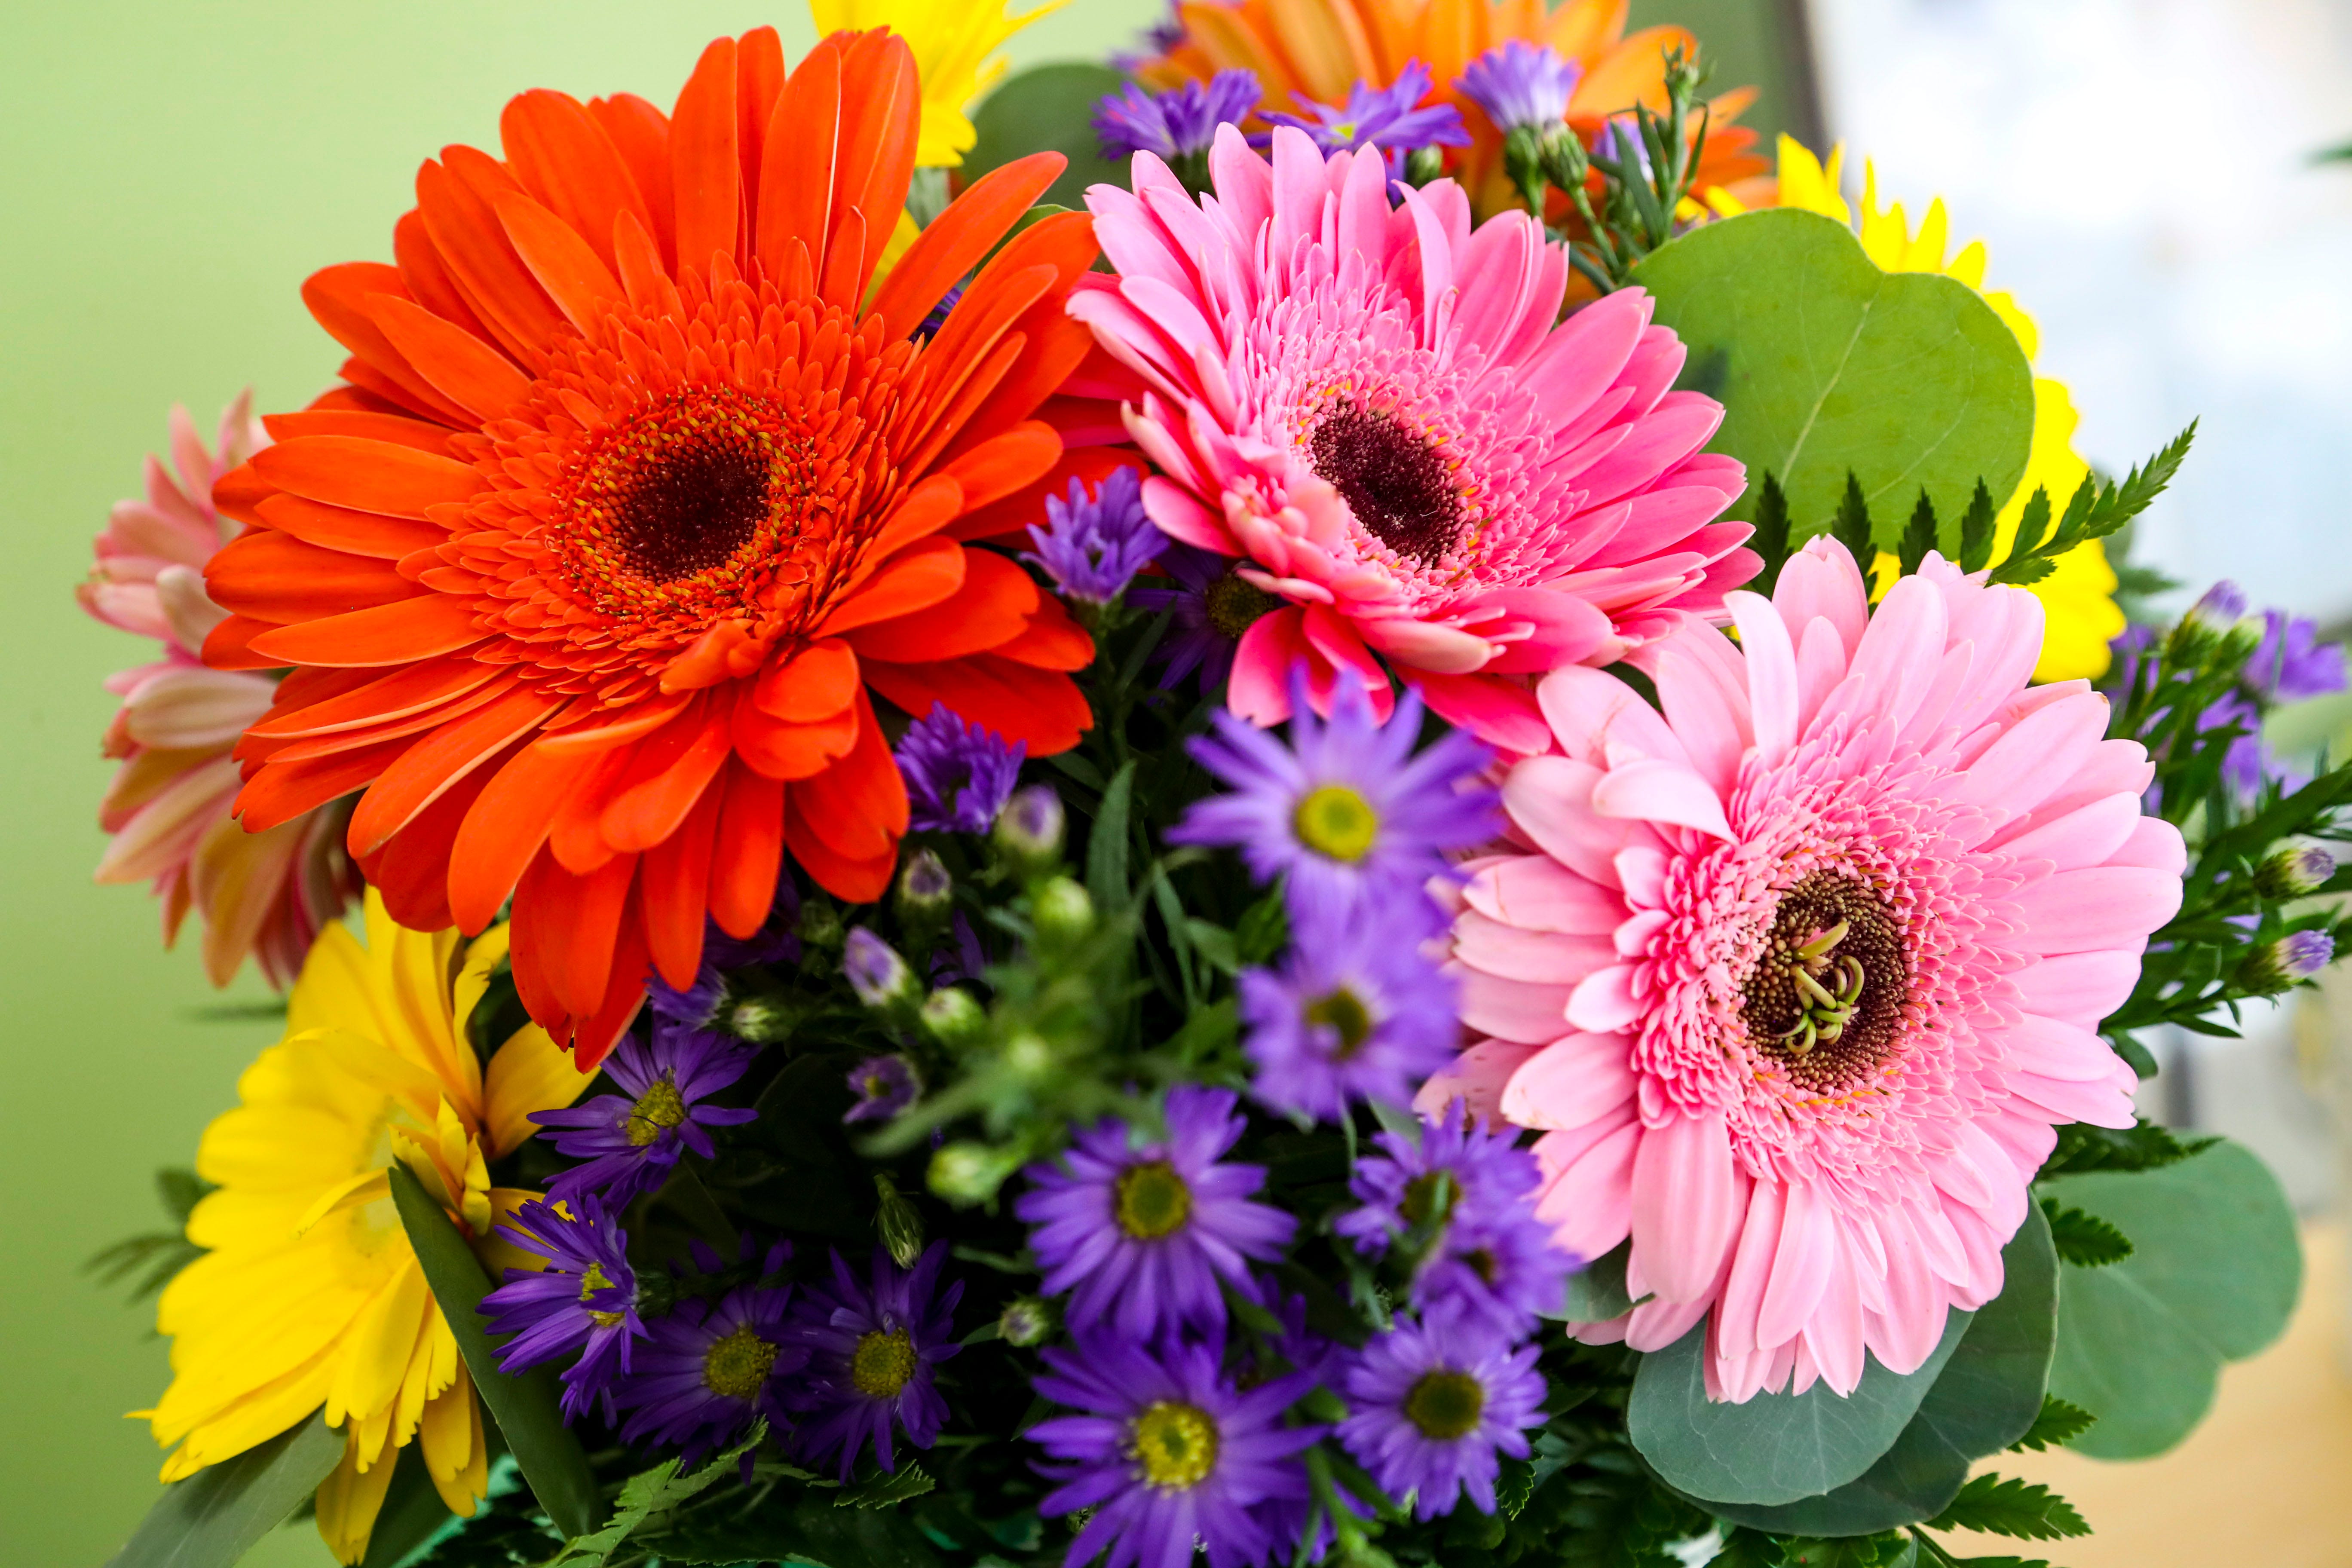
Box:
left=995, top=784, right=1065, bottom=870
left=897, top=849, right=953, bottom=917
left=723, top=991, right=798, bottom=1044
left=873, top=1173, right=926, bottom=1269
left=1032, top=876, right=1095, bottom=944
left=2255, top=845, right=2335, bottom=900
left=843, top=926, right=917, bottom=1009
left=928, top=1139, right=1021, bottom=1205
left=1402, top=145, right=1446, bottom=187
left=998, top=1295, right=1057, bottom=1346
left=797, top=895, right=845, bottom=951
left=2189, top=580, right=2250, bottom=629
left=919, top=985, right=988, bottom=1049
left=2238, top=929, right=2336, bottom=994
left=1000, top=1029, right=1056, bottom=1082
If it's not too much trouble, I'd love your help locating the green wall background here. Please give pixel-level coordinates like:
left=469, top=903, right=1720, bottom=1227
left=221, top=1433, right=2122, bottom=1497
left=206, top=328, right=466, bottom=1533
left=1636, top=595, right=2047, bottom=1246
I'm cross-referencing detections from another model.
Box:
left=0, top=2, right=1796, bottom=1561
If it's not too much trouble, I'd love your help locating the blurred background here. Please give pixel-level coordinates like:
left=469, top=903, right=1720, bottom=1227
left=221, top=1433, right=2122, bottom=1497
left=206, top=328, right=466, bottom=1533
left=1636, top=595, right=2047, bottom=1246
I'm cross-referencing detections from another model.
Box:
left=3, top=1, right=2348, bottom=1563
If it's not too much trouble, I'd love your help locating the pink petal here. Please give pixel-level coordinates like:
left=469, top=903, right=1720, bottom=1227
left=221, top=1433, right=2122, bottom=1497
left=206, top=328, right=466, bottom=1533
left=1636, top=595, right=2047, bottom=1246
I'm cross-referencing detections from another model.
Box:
left=2013, top=951, right=2141, bottom=1026
left=1502, top=755, right=1656, bottom=886
left=1453, top=965, right=1575, bottom=1043
left=2008, top=866, right=2182, bottom=954
left=2006, top=1070, right=2138, bottom=1129
left=1414, top=1036, right=1544, bottom=1126
left=2002, top=1013, right=2123, bottom=1082
left=1454, top=910, right=1615, bottom=985
left=1590, top=757, right=1731, bottom=840
left=2107, top=815, right=2187, bottom=875
left=1755, top=1178, right=1838, bottom=1354
left=1462, top=856, right=1626, bottom=935
left=1772, top=536, right=1869, bottom=655
left=1629, top=1111, right=1745, bottom=1303
left=1501, top=1031, right=1636, bottom=1131
left=1709, top=1176, right=1785, bottom=1360
left=1565, top=964, right=1644, bottom=1032
left=1534, top=1115, right=1641, bottom=1261
left=1411, top=672, right=1552, bottom=754
left=1988, top=791, right=2143, bottom=871
left=1726, top=590, right=1798, bottom=764
left=1226, top=606, right=1309, bottom=726
left=1536, top=665, right=1690, bottom=767
left=1949, top=691, right=2112, bottom=816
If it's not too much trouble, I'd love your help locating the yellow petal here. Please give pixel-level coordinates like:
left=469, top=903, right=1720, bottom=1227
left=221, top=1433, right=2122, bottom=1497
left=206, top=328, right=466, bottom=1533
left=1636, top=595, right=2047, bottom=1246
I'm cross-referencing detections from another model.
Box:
left=293, top=1169, right=392, bottom=1240
left=315, top=1431, right=397, bottom=1566
left=482, top=1023, right=591, bottom=1158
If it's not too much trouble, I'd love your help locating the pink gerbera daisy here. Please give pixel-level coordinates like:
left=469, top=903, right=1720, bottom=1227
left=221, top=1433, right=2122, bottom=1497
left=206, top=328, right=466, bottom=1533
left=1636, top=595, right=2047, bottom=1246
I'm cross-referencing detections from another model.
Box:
left=80, top=395, right=357, bottom=986
left=1421, top=538, right=2184, bottom=1400
left=1068, top=123, right=1756, bottom=752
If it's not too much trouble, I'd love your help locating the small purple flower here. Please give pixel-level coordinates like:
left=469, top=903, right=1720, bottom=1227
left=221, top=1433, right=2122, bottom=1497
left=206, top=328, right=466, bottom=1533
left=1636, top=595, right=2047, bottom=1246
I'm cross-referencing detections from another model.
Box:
left=1014, top=1084, right=1295, bottom=1339
left=2248, top=608, right=2347, bottom=702
left=1592, top=115, right=1653, bottom=177
left=1238, top=902, right=1458, bottom=1122
left=2275, top=929, right=2335, bottom=982
left=649, top=881, right=802, bottom=1025
left=897, top=703, right=1025, bottom=835
left=483, top=1195, right=646, bottom=1422
left=1111, top=0, right=1185, bottom=70
left=1454, top=41, right=1581, bottom=135
left=1337, top=1101, right=1574, bottom=1333
left=785, top=1243, right=962, bottom=1479
left=1263, top=62, right=1470, bottom=159
left=1129, top=543, right=1281, bottom=695
left=1171, top=671, right=1498, bottom=927
left=843, top=926, right=917, bottom=1009
left=1029, top=1332, right=1320, bottom=1568
left=1025, top=466, right=1165, bottom=606
left=1094, top=71, right=1262, bottom=165
left=616, top=1242, right=805, bottom=1466
left=845, top=1054, right=920, bottom=1123
left=2187, top=579, right=2251, bottom=629
left=532, top=1023, right=759, bottom=1209
left=1337, top=1302, right=1547, bottom=1520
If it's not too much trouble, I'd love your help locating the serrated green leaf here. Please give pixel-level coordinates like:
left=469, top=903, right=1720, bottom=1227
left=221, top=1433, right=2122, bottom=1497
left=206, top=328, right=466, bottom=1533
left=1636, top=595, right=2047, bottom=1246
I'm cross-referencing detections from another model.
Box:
left=2006, top=1395, right=2095, bottom=1453
left=1956, top=479, right=1997, bottom=573
left=963, top=62, right=1130, bottom=212
left=106, top=1410, right=344, bottom=1568
left=389, top=1163, right=601, bottom=1539
left=1833, top=472, right=1875, bottom=564
left=2042, top=1117, right=2213, bottom=1176
left=1898, top=490, right=1938, bottom=574
left=1924, top=1474, right=2088, bottom=1541
left=544, top=1425, right=766, bottom=1567
left=1752, top=471, right=1794, bottom=588
left=837, top=1463, right=935, bottom=1509
left=1633, top=209, right=2034, bottom=546
left=649, top=1484, right=946, bottom=1566
left=2038, top=1199, right=2132, bottom=1267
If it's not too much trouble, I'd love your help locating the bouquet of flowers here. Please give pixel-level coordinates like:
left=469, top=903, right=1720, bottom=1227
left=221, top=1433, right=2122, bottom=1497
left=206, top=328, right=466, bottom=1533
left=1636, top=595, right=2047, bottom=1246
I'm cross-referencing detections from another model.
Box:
left=85, top=4, right=2336, bottom=1567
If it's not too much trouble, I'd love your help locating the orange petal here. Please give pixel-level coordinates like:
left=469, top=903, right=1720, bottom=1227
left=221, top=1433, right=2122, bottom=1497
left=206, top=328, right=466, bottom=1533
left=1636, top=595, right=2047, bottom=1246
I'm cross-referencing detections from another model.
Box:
left=416, top=151, right=569, bottom=362
left=670, top=36, right=741, bottom=280
left=248, top=658, right=502, bottom=739
left=348, top=681, right=562, bottom=857
left=494, top=187, right=625, bottom=335
left=513, top=849, right=638, bottom=1027
left=992, top=594, right=1096, bottom=671
left=600, top=698, right=735, bottom=854
left=262, top=409, right=460, bottom=455
left=357, top=746, right=511, bottom=933
left=949, top=445, right=1137, bottom=544
left=201, top=612, right=280, bottom=671
left=246, top=594, right=487, bottom=668
left=940, top=311, right=1100, bottom=464
left=234, top=734, right=410, bottom=833
left=255, top=492, right=449, bottom=560
left=938, top=422, right=1064, bottom=513
left=818, top=535, right=966, bottom=636
left=250, top=435, right=483, bottom=519
left=366, top=294, right=533, bottom=424
left=642, top=782, right=722, bottom=990
left=790, top=688, right=907, bottom=861
left=537, top=691, right=694, bottom=756
left=710, top=763, right=785, bottom=937
left=548, top=746, right=634, bottom=875
left=756, top=36, right=842, bottom=282
left=784, top=788, right=895, bottom=904
left=207, top=530, right=426, bottom=624
left=499, top=88, right=653, bottom=275
left=864, top=473, right=967, bottom=564
left=300, top=262, right=477, bottom=429
left=867, top=152, right=1066, bottom=342
left=449, top=741, right=602, bottom=933
left=862, top=655, right=1093, bottom=755
left=848, top=548, right=1038, bottom=664
left=831, top=31, right=920, bottom=293
left=732, top=697, right=859, bottom=781
left=395, top=208, right=496, bottom=345
left=753, top=637, right=859, bottom=723
left=588, top=92, right=677, bottom=269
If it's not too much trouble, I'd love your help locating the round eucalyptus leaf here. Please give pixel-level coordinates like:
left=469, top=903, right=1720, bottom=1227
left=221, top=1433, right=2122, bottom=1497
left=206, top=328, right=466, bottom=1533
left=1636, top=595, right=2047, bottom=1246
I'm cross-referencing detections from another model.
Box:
left=1701, top=1203, right=2058, bottom=1535
left=1629, top=1296, right=1972, bottom=1506
left=963, top=62, right=1129, bottom=213
left=1629, top=208, right=2035, bottom=545
left=2043, top=1137, right=2301, bottom=1458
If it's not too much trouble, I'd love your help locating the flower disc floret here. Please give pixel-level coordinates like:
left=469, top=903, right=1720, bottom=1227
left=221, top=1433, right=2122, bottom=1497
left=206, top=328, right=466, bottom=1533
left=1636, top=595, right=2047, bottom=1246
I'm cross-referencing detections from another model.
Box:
left=784, top=1243, right=962, bottom=1479
left=1238, top=903, right=1459, bottom=1121
left=1336, top=1304, right=1545, bottom=1521
left=532, top=1021, right=758, bottom=1208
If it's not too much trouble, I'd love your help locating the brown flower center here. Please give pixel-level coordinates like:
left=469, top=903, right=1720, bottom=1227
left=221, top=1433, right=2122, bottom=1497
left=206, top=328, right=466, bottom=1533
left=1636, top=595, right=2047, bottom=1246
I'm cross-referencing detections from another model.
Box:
left=1740, top=873, right=1909, bottom=1089
left=1204, top=568, right=1280, bottom=638
left=1309, top=399, right=1461, bottom=564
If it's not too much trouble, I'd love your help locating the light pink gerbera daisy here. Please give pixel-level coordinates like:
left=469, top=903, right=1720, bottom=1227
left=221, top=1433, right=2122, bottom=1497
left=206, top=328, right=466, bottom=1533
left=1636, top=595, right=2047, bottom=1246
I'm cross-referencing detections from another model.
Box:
left=1420, top=537, right=2183, bottom=1400
left=80, top=395, right=356, bottom=986
left=1068, top=123, right=1756, bottom=752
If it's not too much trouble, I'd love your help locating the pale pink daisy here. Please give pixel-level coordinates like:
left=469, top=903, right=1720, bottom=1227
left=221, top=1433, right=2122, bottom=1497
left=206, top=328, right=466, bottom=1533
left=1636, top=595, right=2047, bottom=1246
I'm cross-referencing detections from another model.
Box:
left=80, top=395, right=356, bottom=986
left=1067, top=123, right=1756, bottom=753
left=1420, top=538, right=2183, bottom=1400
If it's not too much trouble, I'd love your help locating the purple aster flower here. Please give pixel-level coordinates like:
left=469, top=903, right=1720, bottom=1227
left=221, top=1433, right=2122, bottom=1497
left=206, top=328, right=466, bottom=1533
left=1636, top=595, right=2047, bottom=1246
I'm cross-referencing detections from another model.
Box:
left=1025, top=466, right=1166, bottom=606
left=648, top=879, right=801, bottom=1025
left=616, top=1241, right=805, bottom=1466
left=532, top=1022, right=760, bottom=1209
left=1336, top=1302, right=1547, bottom=1520
left=1014, top=1084, right=1295, bottom=1339
left=1237, top=902, right=1458, bottom=1122
left=1029, top=1332, right=1320, bottom=1568
left=1170, top=672, right=1498, bottom=927
left=1454, top=41, right=1581, bottom=135
left=897, top=703, right=1025, bottom=834
left=930, top=910, right=991, bottom=986
left=2248, top=608, right=2347, bottom=702
left=1128, top=543, right=1280, bottom=695
left=483, top=1195, right=647, bottom=1422
left=2185, top=579, right=2250, bottom=631
left=1262, top=62, right=1470, bottom=160
left=845, top=1053, right=920, bottom=1123
left=1095, top=71, right=1262, bottom=165
left=1336, top=1100, right=1574, bottom=1333
left=785, top=1243, right=962, bottom=1479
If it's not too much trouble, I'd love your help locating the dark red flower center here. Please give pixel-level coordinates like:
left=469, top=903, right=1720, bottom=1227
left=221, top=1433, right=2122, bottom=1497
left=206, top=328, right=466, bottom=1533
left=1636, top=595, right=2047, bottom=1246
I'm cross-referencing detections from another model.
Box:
left=1309, top=399, right=1462, bottom=564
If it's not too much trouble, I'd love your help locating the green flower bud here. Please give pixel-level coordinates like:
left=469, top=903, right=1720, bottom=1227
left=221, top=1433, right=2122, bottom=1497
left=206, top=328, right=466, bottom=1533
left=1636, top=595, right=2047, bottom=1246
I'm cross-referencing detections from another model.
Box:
left=994, top=784, right=1065, bottom=871
left=998, top=1295, right=1057, bottom=1346
left=1000, top=1029, right=1056, bottom=1082
left=873, top=1173, right=926, bottom=1269
left=1032, top=876, right=1095, bottom=945
left=919, top=985, right=989, bottom=1050
left=2254, top=844, right=2335, bottom=900
left=722, top=991, right=799, bottom=1044
left=797, top=894, right=845, bottom=952
left=928, top=1140, right=1021, bottom=1206
left=897, top=848, right=953, bottom=923
left=1402, top=146, right=1446, bottom=187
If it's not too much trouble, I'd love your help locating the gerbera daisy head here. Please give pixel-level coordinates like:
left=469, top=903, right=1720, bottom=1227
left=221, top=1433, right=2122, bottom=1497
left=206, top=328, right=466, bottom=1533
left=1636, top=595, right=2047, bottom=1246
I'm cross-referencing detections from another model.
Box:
left=484, top=1194, right=646, bottom=1421
left=83, top=395, right=358, bottom=989
left=204, top=27, right=1102, bottom=1066
left=1171, top=676, right=1496, bottom=926
left=1454, top=42, right=1582, bottom=138
left=532, top=1020, right=758, bottom=1209
left=1237, top=900, right=1458, bottom=1122
left=1070, top=122, right=1755, bottom=752
left=1094, top=70, right=1264, bottom=173
left=784, top=1243, right=962, bottom=1479
left=1262, top=61, right=1471, bottom=161
left=896, top=703, right=1025, bottom=834
left=1424, top=538, right=2185, bottom=1400
left=1024, top=465, right=1164, bottom=606
left=618, top=1248, right=805, bottom=1465
left=1336, top=1301, right=1547, bottom=1521
left=1028, top=1332, right=1319, bottom=1568
left=1012, top=1084, right=1295, bottom=1340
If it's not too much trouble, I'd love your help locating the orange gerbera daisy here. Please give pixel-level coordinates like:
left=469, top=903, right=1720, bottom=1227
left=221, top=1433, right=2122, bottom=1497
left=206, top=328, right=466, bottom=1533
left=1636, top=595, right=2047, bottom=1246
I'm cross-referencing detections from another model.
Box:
left=1134, top=0, right=1769, bottom=220
left=203, top=27, right=1104, bottom=1067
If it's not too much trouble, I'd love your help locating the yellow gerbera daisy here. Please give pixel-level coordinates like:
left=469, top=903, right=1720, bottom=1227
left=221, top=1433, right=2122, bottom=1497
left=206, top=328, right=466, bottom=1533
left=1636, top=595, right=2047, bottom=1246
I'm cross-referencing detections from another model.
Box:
left=1767, top=137, right=2125, bottom=681
left=141, top=891, right=588, bottom=1563
left=811, top=0, right=1063, bottom=168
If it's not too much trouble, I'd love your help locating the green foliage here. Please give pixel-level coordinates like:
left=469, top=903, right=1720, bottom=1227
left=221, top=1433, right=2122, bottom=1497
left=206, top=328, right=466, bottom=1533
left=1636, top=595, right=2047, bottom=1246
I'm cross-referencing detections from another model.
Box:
left=358, top=1446, right=462, bottom=1568
left=1954, top=481, right=1998, bottom=574
left=1633, top=208, right=2034, bottom=545
left=104, top=1411, right=344, bottom=1568
left=1985, top=424, right=2193, bottom=585
left=1559, top=49, right=1716, bottom=291
left=962, top=62, right=1130, bottom=212
left=542, top=1427, right=768, bottom=1567
left=2043, top=1138, right=2302, bottom=1458
left=1896, top=491, right=1939, bottom=576
left=1748, top=472, right=1795, bottom=592
left=1831, top=473, right=1875, bottom=570
left=2041, top=1118, right=2213, bottom=1176
left=2007, top=1396, right=2096, bottom=1454
left=1556, top=1240, right=1641, bottom=1322
left=1923, top=1476, right=2088, bottom=1542
left=86, top=1165, right=212, bottom=1305
left=2037, top=1200, right=2133, bottom=1268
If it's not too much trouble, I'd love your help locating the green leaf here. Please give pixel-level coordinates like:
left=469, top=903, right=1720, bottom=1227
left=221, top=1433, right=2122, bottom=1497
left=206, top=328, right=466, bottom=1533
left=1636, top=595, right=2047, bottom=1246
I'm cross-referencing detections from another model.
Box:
left=1779, top=1534, right=1918, bottom=1568
left=2038, top=1199, right=2132, bottom=1268
left=1898, top=490, right=1938, bottom=575
left=2006, top=1395, right=2095, bottom=1453
left=1233, top=890, right=1290, bottom=968
left=651, top=1484, right=946, bottom=1566
left=106, top=1410, right=344, bottom=1568
left=388, top=1163, right=601, bottom=1538
left=1184, top=918, right=1240, bottom=976
left=2042, top=1117, right=2213, bottom=1176
left=963, top=62, right=1130, bottom=213
left=1697, top=1204, right=2058, bottom=1536
left=1629, top=1300, right=1974, bottom=1505
left=544, top=1425, right=766, bottom=1567
left=1552, top=1239, right=1645, bottom=1322
left=1955, top=480, right=1998, bottom=573
left=1633, top=208, right=2034, bottom=545
left=1086, top=760, right=1137, bottom=913
left=837, top=1463, right=935, bottom=1509
left=1923, top=1474, right=2089, bottom=1541
left=1751, top=470, right=1794, bottom=587
left=2043, top=1137, right=2302, bottom=1458
left=1832, top=472, right=1875, bottom=564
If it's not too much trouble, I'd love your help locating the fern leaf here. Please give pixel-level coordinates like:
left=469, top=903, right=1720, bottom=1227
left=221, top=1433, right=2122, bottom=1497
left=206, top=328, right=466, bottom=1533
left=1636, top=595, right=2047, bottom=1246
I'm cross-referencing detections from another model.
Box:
left=1926, top=1474, right=2090, bottom=1541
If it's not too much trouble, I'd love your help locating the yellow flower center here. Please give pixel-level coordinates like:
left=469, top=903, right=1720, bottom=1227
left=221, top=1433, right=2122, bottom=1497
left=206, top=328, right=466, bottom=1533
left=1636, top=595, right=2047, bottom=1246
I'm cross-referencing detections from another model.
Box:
left=1404, top=1369, right=1486, bottom=1441
left=701, top=1324, right=779, bottom=1399
left=851, top=1326, right=918, bottom=1398
left=1304, top=987, right=1374, bottom=1056
left=1294, top=785, right=1379, bottom=863
left=1400, top=1170, right=1458, bottom=1230
left=1114, top=1160, right=1193, bottom=1240
left=579, top=1262, right=625, bottom=1329
left=1130, top=1400, right=1219, bottom=1489
left=627, top=1076, right=688, bottom=1147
